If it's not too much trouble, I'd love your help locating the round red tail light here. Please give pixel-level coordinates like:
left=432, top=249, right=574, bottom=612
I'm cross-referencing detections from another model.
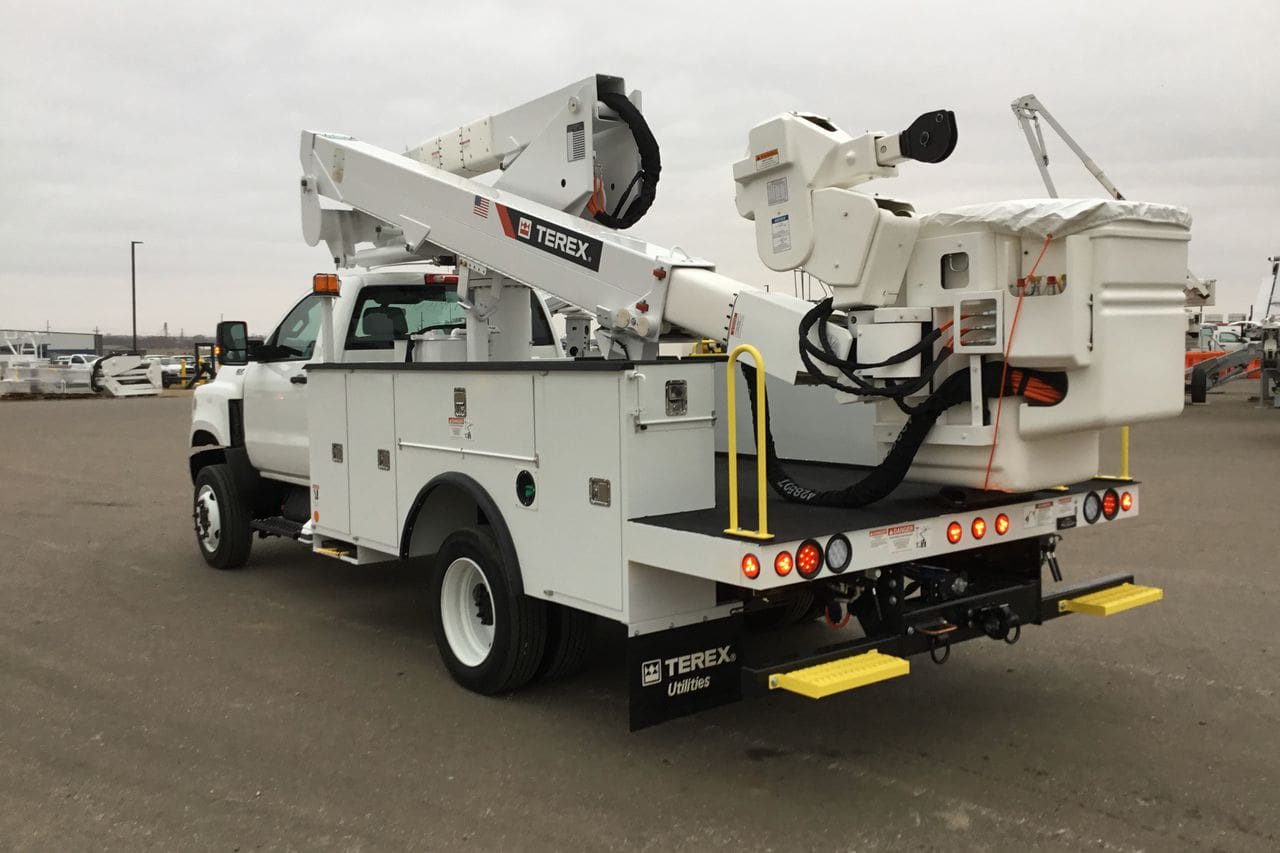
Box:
left=774, top=551, right=794, bottom=576
left=1120, top=491, right=1133, bottom=512
left=946, top=522, right=963, bottom=544
left=741, top=553, right=761, bottom=579
left=971, top=518, right=987, bottom=539
left=1102, top=489, right=1120, bottom=520
left=994, top=513, right=1010, bottom=535
left=796, top=540, right=823, bottom=578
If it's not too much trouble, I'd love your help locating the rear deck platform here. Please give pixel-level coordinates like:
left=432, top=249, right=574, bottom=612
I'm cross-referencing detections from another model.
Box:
left=634, top=453, right=1120, bottom=541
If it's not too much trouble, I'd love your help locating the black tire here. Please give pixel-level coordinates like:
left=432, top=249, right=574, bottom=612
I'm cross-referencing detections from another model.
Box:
left=745, top=588, right=817, bottom=632
left=193, top=463, right=252, bottom=569
left=537, top=604, right=595, bottom=680
left=430, top=528, right=546, bottom=695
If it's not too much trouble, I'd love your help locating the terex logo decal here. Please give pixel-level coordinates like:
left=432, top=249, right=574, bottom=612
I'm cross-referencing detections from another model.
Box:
left=641, top=646, right=737, bottom=696
left=496, top=203, right=603, bottom=272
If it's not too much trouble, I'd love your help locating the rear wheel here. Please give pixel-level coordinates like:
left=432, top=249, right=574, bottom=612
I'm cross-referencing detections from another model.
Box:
left=430, top=528, right=546, bottom=694
left=538, top=604, right=595, bottom=680
left=193, top=463, right=252, bottom=569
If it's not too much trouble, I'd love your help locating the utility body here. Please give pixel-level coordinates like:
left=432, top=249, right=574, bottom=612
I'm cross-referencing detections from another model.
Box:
left=192, top=76, right=1183, bottom=727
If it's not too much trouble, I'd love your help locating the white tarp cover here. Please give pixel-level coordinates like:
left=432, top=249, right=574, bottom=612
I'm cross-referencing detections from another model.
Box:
left=919, top=198, right=1191, bottom=239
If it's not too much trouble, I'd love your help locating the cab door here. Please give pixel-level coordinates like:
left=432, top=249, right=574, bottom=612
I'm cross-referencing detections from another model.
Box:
left=243, top=294, right=327, bottom=481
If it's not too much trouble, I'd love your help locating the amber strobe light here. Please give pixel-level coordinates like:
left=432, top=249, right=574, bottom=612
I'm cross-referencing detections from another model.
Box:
left=313, top=272, right=340, bottom=295
left=1120, top=491, right=1133, bottom=512
left=947, top=522, right=963, bottom=544
left=994, top=513, right=1010, bottom=535
left=774, top=551, right=794, bottom=576
left=796, top=540, right=823, bottom=578
left=971, top=517, right=987, bottom=539
left=741, top=553, right=761, bottom=579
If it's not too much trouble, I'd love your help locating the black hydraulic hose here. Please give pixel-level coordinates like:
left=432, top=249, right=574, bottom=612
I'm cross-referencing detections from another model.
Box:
left=740, top=360, right=1065, bottom=507
left=797, top=299, right=952, bottom=401
left=591, top=90, right=661, bottom=230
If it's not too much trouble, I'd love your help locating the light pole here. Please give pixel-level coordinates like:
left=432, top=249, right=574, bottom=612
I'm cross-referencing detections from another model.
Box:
left=130, top=240, right=143, bottom=351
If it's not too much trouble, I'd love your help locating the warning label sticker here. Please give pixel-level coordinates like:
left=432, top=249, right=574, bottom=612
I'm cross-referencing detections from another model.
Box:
left=755, top=148, right=780, bottom=171
left=766, top=177, right=789, bottom=206
left=1023, top=500, right=1056, bottom=529
left=770, top=214, right=792, bottom=254
left=448, top=416, right=471, bottom=440
left=869, top=523, right=927, bottom=553
left=1024, top=496, right=1078, bottom=529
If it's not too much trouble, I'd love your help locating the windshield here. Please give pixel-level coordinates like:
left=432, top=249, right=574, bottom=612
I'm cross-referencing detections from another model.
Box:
left=346, top=283, right=554, bottom=350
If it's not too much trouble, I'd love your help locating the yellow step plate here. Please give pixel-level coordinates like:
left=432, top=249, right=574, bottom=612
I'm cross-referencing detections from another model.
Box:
left=769, top=651, right=909, bottom=699
left=1060, top=583, right=1163, bottom=616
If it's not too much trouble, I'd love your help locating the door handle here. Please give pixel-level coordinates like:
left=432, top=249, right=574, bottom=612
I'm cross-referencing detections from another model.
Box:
left=290, top=374, right=308, bottom=385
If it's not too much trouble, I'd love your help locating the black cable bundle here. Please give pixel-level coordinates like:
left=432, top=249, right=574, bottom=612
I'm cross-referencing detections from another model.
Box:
left=740, top=359, right=1066, bottom=508
left=591, top=91, right=661, bottom=230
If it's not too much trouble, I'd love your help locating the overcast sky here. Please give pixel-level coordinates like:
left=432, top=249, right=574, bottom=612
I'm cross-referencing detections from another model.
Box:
left=2, top=0, right=1277, bottom=336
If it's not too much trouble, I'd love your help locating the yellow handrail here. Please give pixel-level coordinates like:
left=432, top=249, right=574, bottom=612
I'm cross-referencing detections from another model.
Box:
left=725, top=344, right=773, bottom=541
left=1097, top=425, right=1133, bottom=481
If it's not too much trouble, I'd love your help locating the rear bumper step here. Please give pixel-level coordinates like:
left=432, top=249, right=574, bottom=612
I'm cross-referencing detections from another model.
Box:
left=769, top=651, right=909, bottom=698
left=742, top=573, right=1158, bottom=698
left=1058, top=582, right=1163, bottom=616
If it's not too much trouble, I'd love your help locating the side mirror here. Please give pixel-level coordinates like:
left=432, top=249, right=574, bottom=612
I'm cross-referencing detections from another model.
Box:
left=216, top=320, right=250, bottom=366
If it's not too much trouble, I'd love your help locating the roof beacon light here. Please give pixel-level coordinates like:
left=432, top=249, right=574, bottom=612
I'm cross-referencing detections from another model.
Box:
left=313, top=273, right=340, bottom=296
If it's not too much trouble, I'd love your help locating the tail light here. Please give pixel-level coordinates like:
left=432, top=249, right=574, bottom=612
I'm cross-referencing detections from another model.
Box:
left=1120, top=491, right=1133, bottom=512
left=971, top=517, right=986, bottom=539
left=946, top=522, right=963, bottom=544
left=1102, top=489, right=1120, bottom=520
left=796, top=540, right=823, bottom=578
left=994, top=513, right=1010, bottom=535
left=741, top=553, right=761, bottom=579
left=774, top=551, right=794, bottom=577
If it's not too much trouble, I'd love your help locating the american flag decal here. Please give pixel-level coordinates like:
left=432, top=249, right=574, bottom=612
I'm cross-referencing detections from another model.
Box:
left=472, top=195, right=490, bottom=218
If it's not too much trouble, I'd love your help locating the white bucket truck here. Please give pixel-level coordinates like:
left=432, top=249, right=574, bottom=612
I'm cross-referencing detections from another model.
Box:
left=191, top=76, right=1185, bottom=727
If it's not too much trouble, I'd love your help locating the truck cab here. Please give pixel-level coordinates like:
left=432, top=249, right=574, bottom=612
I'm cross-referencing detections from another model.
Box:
left=190, top=264, right=560, bottom=486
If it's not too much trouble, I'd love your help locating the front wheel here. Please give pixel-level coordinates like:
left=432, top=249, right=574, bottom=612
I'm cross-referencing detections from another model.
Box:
left=430, top=528, right=546, bottom=694
left=193, top=463, right=252, bottom=569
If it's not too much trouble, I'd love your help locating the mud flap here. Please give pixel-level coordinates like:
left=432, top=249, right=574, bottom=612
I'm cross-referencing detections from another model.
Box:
left=627, top=613, right=743, bottom=731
